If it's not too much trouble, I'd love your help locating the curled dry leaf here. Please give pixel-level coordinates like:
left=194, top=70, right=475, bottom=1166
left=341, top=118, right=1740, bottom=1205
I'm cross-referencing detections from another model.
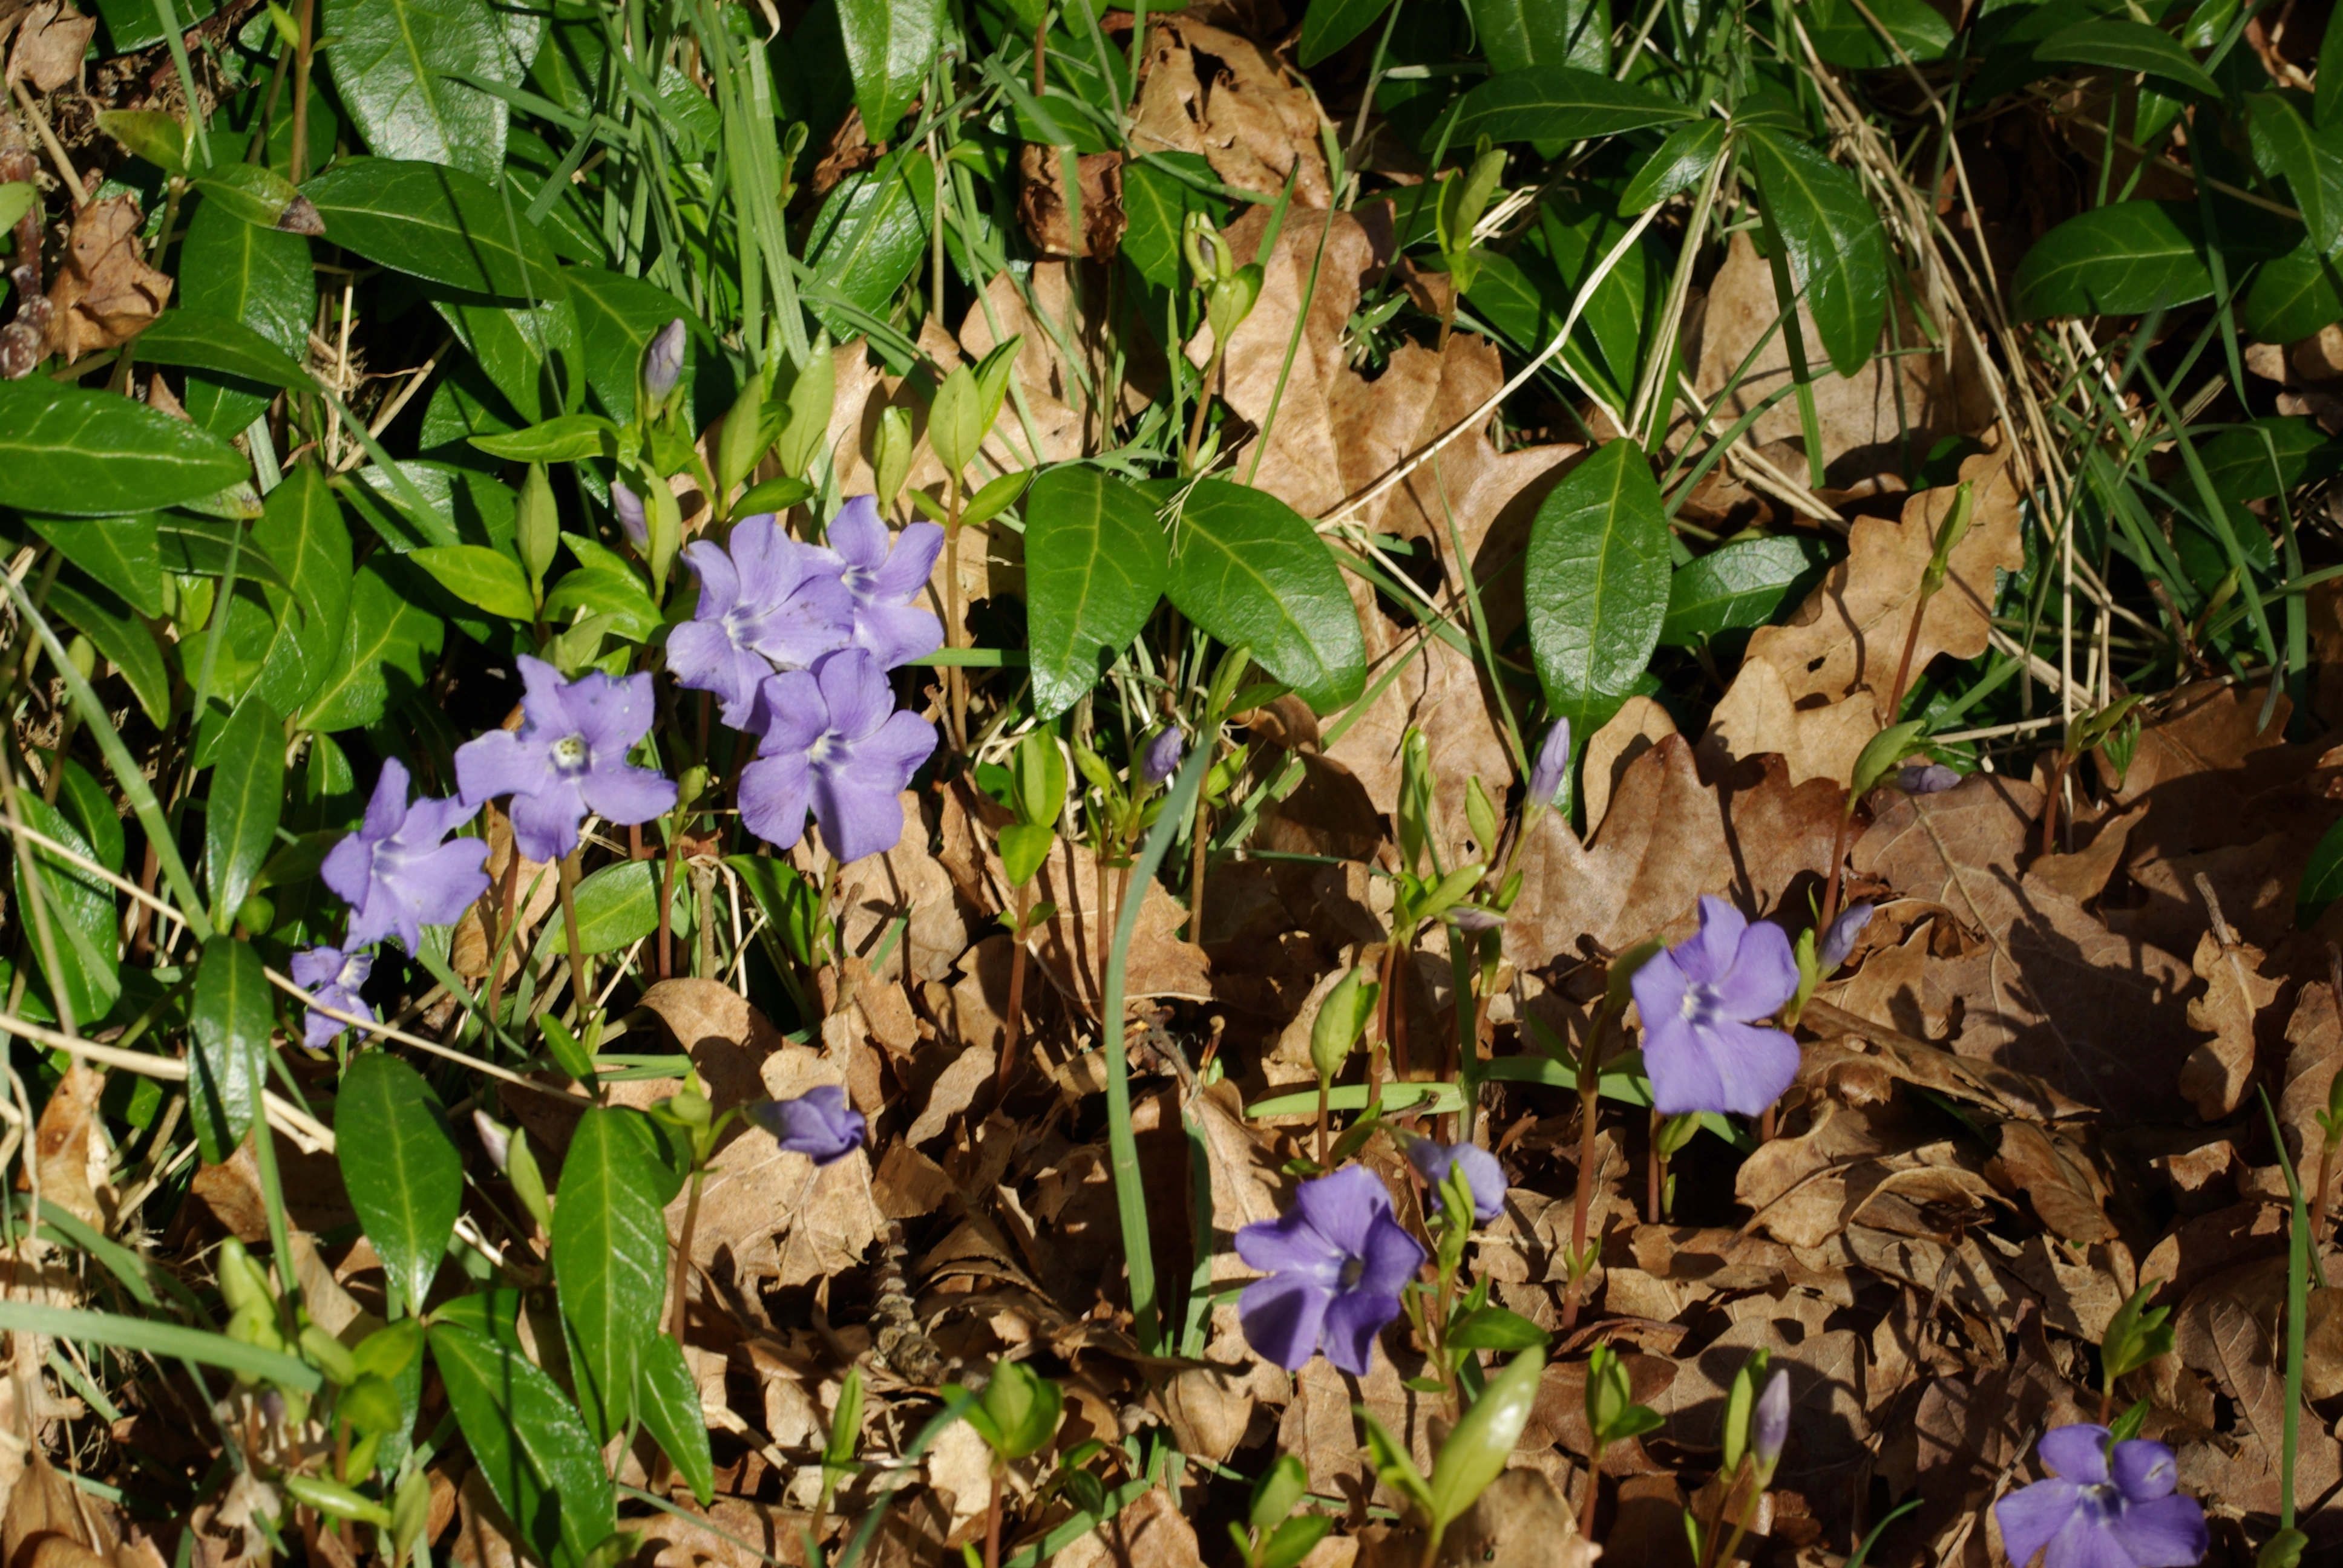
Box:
left=7, top=1, right=91, bottom=93
left=45, top=198, right=171, bottom=362
left=1015, top=145, right=1124, bottom=260
left=2177, top=924, right=2279, bottom=1120
left=1130, top=15, right=1331, bottom=206
left=27, top=1063, right=106, bottom=1230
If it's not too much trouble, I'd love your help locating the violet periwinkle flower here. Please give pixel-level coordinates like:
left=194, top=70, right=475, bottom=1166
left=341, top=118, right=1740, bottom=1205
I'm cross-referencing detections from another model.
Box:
left=1751, top=1367, right=1791, bottom=1476
left=642, top=319, right=686, bottom=402
left=611, top=479, right=648, bottom=549
left=739, top=648, right=937, bottom=863
left=1898, top=762, right=1961, bottom=794
left=1526, top=720, right=1571, bottom=812
left=1234, top=1165, right=1427, bottom=1375
left=1138, top=725, right=1185, bottom=789
left=1817, top=901, right=1875, bottom=973
left=1449, top=904, right=1505, bottom=933
left=1407, top=1137, right=1505, bottom=1223
left=454, top=656, right=679, bottom=864
left=290, top=944, right=373, bottom=1051
left=1994, top=1426, right=2207, bottom=1568
left=668, top=515, right=855, bottom=727
left=810, top=495, right=945, bottom=670
left=752, top=1085, right=867, bottom=1165
left=320, top=758, right=491, bottom=953
left=1631, top=895, right=1800, bottom=1118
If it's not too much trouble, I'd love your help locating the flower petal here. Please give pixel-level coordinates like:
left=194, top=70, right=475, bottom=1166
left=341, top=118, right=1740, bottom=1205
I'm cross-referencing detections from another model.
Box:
left=1320, top=1285, right=1403, bottom=1376
left=753, top=670, right=828, bottom=756
left=506, top=777, right=588, bottom=863
left=1234, top=1212, right=1343, bottom=1281
left=825, top=495, right=886, bottom=570
left=1352, top=1208, right=1428, bottom=1297
left=514, top=655, right=574, bottom=734
left=1676, top=895, right=1748, bottom=986
left=2039, top=1425, right=2113, bottom=1486
left=813, top=648, right=894, bottom=741
left=738, top=753, right=812, bottom=850
left=682, top=539, right=741, bottom=618
left=1239, top=1271, right=1331, bottom=1373
left=2108, top=1492, right=2209, bottom=1568
left=851, top=710, right=939, bottom=788
left=582, top=763, right=679, bottom=829
left=361, top=757, right=410, bottom=840
left=1712, top=916, right=1798, bottom=1022
left=455, top=729, right=555, bottom=808
left=400, top=838, right=492, bottom=927
left=810, top=763, right=907, bottom=863
left=1992, top=1478, right=2080, bottom=1568
left=1291, top=1166, right=1391, bottom=1260
left=2111, top=1439, right=2179, bottom=1502
left=395, top=794, right=478, bottom=851
left=851, top=601, right=945, bottom=669
left=569, top=669, right=658, bottom=761
left=870, top=520, right=944, bottom=600
left=1630, top=949, right=1691, bottom=1047
left=320, top=834, right=373, bottom=910
left=728, top=517, right=798, bottom=604
left=1645, top=1014, right=1800, bottom=1118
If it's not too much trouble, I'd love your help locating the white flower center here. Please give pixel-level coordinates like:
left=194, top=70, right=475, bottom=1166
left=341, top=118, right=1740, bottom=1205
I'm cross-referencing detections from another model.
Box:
left=1680, top=982, right=1722, bottom=1028
left=551, top=734, right=590, bottom=773
left=808, top=731, right=841, bottom=766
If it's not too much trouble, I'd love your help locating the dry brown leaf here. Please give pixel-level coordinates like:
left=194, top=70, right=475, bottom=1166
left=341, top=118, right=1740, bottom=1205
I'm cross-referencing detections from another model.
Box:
left=1279, top=1348, right=1435, bottom=1507
left=450, top=807, right=558, bottom=983
left=45, top=197, right=171, bottom=361
left=2101, top=679, right=2292, bottom=862
left=2025, top=800, right=2141, bottom=904
left=637, top=1499, right=816, bottom=1568
left=1700, top=656, right=1883, bottom=788
left=1986, top=1121, right=2117, bottom=1244
left=7, top=1, right=88, bottom=91
left=2174, top=1259, right=2343, bottom=1517
left=2177, top=925, right=2279, bottom=1120
left=2253, top=980, right=2343, bottom=1204
left=905, top=1045, right=991, bottom=1146
left=1015, top=145, right=1124, bottom=260
left=26, top=1063, right=106, bottom=1229
left=1052, top=1486, right=1202, bottom=1568
left=1129, top=15, right=1331, bottom=206
left=1582, top=697, right=1677, bottom=837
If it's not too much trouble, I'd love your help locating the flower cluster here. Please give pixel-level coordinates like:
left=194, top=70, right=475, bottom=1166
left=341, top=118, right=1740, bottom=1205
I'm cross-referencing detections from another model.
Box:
left=673, top=497, right=942, bottom=864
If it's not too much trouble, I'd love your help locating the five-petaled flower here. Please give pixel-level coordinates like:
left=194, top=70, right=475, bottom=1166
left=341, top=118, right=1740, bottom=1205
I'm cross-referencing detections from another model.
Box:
left=321, top=758, right=491, bottom=953
left=810, top=496, right=944, bottom=670
left=454, top=656, right=678, bottom=864
left=752, top=1085, right=867, bottom=1165
left=669, top=517, right=855, bottom=727
left=1994, top=1425, right=2206, bottom=1568
left=290, top=944, right=374, bottom=1051
left=1407, top=1137, right=1505, bottom=1223
left=1235, top=1165, right=1426, bottom=1376
left=739, top=648, right=937, bottom=864
left=1631, top=895, right=1800, bottom=1118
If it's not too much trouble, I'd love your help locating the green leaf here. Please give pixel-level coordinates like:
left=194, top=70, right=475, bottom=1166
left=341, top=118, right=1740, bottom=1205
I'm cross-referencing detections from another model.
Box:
left=410, top=545, right=535, bottom=622
left=1806, top=0, right=1954, bottom=68
left=300, top=560, right=448, bottom=732
left=2244, top=235, right=2343, bottom=341
left=430, top=1324, right=614, bottom=1568
left=136, top=310, right=309, bottom=390
left=10, top=794, right=122, bottom=1028
left=338, top=1054, right=463, bottom=1315
left=189, top=937, right=270, bottom=1166
left=1164, top=479, right=1365, bottom=714
left=44, top=580, right=169, bottom=727
left=2036, top=18, right=2219, bottom=98
left=2300, top=817, right=2343, bottom=924
left=2250, top=93, right=2343, bottom=255
left=432, top=290, right=580, bottom=427
left=0, top=1300, right=320, bottom=1391
left=1525, top=442, right=1671, bottom=739
left=1446, top=1304, right=1553, bottom=1352
left=302, top=158, right=560, bottom=299
left=190, top=164, right=307, bottom=230
left=2198, top=417, right=2343, bottom=501
left=206, top=696, right=284, bottom=926
left=543, top=567, right=661, bottom=644
left=1358, top=1408, right=1434, bottom=1517
left=1429, top=1346, right=1545, bottom=1529
left=1619, top=118, right=1723, bottom=214
left=2321, top=0, right=2343, bottom=129
left=251, top=465, right=355, bottom=720
left=26, top=514, right=162, bottom=618
left=1447, top=65, right=1694, bottom=146
left=1122, top=154, right=1226, bottom=291
left=551, top=1106, right=668, bottom=1443
left=803, top=151, right=936, bottom=339
left=1463, top=0, right=1611, bottom=73
left=97, top=108, right=190, bottom=174
left=1741, top=126, right=1889, bottom=377
left=569, top=859, right=664, bottom=954
left=2013, top=200, right=2213, bottom=319
left=837, top=0, right=936, bottom=139
left=470, top=413, right=618, bottom=463
left=0, top=182, right=30, bottom=234
left=564, top=267, right=696, bottom=426
left=1298, top=0, right=1391, bottom=68
left=158, top=516, right=290, bottom=589
left=0, top=379, right=248, bottom=517
left=1659, top=535, right=1835, bottom=647
left=637, top=1333, right=713, bottom=1507
left=178, top=200, right=314, bottom=436
left=323, top=0, right=532, bottom=180
left=1024, top=466, right=1170, bottom=719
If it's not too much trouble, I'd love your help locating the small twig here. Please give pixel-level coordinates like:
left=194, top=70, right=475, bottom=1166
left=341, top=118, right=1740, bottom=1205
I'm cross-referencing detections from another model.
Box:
left=10, top=83, right=82, bottom=201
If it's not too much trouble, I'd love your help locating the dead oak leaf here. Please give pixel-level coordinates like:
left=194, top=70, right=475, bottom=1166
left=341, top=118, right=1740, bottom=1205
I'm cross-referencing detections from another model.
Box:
left=1015, top=145, right=1124, bottom=260
left=1702, top=654, right=1886, bottom=788
left=45, top=197, right=171, bottom=362
left=1129, top=15, right=1331, bottom=207
left=7, top=1, right=90, bottom=93
left=2102, top=679, right=2293, bottom=862
left=2177, top=926, right=2279, bottom=1120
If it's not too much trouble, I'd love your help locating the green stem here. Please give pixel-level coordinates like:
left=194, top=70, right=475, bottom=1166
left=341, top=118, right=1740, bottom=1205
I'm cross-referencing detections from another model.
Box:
left=558, top=848, right=591, bottom=1020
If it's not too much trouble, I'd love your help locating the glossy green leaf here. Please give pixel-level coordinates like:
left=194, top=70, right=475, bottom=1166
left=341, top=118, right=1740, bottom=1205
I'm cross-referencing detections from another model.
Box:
left=206, top=696, right=284, bottom=926
left=638, top=1333, right=713, bottom=1507
left=2013, top=200, right=2212, bottom=319
left=1806, top=0, right=1954, bottom=68
left=190, top=164, right=306, bottom=230
left=44, top=580, right=169, bottom=727
left=300, top=560, right=448, bottom=731
left=1429, top=1346, right=1545, bottom=1529
left=346, top=460, right=515, bottom=554
left=156, top=516, right=289, bottom=590
left=338, top=1054, right=462, bottom=1316
left=1619, top=118, right=1723, bottom=214
left=410, top=544, right=535, bottom=621
left=1164, top=479, right=1365, bottom=714
left=1446, top=1305, right=1553, bottom=1351
left=302, top=158, right=560, bottom=299
left=543, top=567, right=661, bottom=644
left=2321, top=0, right=2343, bottom=129
left=564, top=267, right=697, bottom=426
left=551, top=1106, right=668, bottom=1443
left=470, top=413, right=617, bottom=463
left=189, top=937, right=270, bottom=1166
left=1741, top=126, right=1889, bottom=377
left=2300, top=816, right=2343, bottom=923
left=26, top=514, right=162, bottom=618
left=2249, top=92, right=2343, bottom=255
left=1298, top=0, right=1390, bottom=67
left=2036, top=18, right=2218, bottom=98
left=1461, top=249, right=1622, bottom=405
left=1122, top=154, right=1225, bottom=290
left=0, top=379, right=248, bottom=517
left=1659, top=535, right=1836, bottom=647
left=569, top=859, right=665, bottom=954
left=2244, top=235, right=2343, bottom=341
left=802, top=151, right=936, bottom=339
left=2197, top=416, right=2343, bottom=501
left=251, top=465, right=355, bottom=720
left=178, top=200, right=314, bottom=436
left=1024, top=466, right=1170, bottom=719
left=431, top=290, right=580, bottom=426
left=837, top=0, right=936, bottom=139
left=431, top=1323, right=614, bottom=1568
left=136, top=310, right=309, bottom=391
left=1447, top=65, right=1694, bottom=146
left=1525, top=441, right=1671, bottom=738
left=323, top=0, right=532, bottom=180
left=10, top=795, right=121, bottom=1028
left=1464, top=0, right=1610, bottom=73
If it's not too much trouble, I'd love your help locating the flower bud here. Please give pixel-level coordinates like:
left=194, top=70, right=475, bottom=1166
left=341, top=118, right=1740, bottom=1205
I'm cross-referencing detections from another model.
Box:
left=642, top=318, right=686, bottom=403
left=611, top=478, right=648, bottom=549
left=1752, top=1367, right=1790, bottom=1477
left=1817, top=900, right=1873, bottom=973
left=1310, top=965, right=1378, bottom=1088
left=1526, top=720, right=1571, bottom=814
left=1897, top=762, right=1961, bottom=794
left=1139, top=725, right=1185, bottom=789
left=473, top=1110, right=513, bottom=1174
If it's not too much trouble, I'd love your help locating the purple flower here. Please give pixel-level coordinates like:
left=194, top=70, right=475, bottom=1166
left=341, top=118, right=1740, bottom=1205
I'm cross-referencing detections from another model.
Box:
left=642, top=319, right=685, bottom=402
left=1631, top=895, right=1800, bottom=1118
left=752, top=1085, right=866, bottom=1165
left=1527, top=720, right=1570, bottom=811
left=320, top=759, right=491, bottom=953
left=1449, top=904, right=1504, bottom=933
left=290, top=944, right=373, bottom=1051
left=1234, top=1165, right=1427, bottom=1375
left=454, top=656, right=680, bottom=864
left=1817, top=901, right=1874, bottom=973
left=809, top=495, right=943, bottom=670
left=1138, top=725, right=1185, bottom=788
left=739, top=648, right=937, bottom=863
left=1898, top=762, right=1961, bottom=794
left=1752, top=1367, right=1790, bottom=1474
left=1994, top=1426, right=2206, bottom=1568
left=611, top=479, right=648, bottom=549
left=1407, top=1138, right=1505, bottom=1223
left=669, top=516, right=856, bottom=727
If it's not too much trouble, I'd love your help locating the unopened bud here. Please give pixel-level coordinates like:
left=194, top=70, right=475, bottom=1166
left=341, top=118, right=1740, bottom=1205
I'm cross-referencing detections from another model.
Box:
left=611, top=479, right=648, bottom=549
left=1752, top=1367, right=1790, bottom=1477
left=473, top=1109, right=513, bottom=1174
left=1526, top=720, right=1571, bottom=815
left=642, top=318, right=686, bottom=403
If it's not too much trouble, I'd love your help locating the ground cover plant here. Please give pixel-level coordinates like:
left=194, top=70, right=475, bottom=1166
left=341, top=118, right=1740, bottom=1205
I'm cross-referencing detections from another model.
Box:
left=5, top=0, right=2343, bottom=1563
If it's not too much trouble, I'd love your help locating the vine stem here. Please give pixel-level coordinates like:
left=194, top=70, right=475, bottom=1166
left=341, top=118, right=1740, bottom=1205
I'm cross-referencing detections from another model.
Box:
left=557, top=848, right=590, bottom=1020
left=1559, top=1010, right=1610, bottom=1333
left=997, top=880, right=1031, bottom=1097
